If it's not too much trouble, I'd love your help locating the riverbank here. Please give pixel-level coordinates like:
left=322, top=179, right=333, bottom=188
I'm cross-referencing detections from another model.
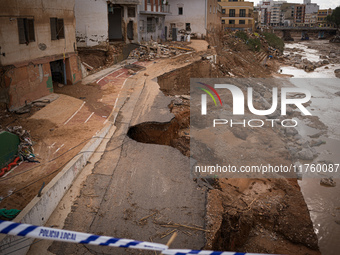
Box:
left=279, top=39, right=340, bottom=255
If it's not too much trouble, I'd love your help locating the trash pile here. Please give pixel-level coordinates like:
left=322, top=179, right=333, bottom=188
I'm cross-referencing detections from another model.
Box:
left=6, top=126, right=37, bottom=163
left=128, top=42, right=192, bottom=61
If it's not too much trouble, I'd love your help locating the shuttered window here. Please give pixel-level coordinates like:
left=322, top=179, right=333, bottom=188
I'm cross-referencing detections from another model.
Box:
left=50, top=18, right=65, bottom=40
left=17, top=18, right=35, bottom=44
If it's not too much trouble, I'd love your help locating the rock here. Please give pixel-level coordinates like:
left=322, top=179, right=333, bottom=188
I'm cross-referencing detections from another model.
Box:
left=180, top=95, right=190, bottom=100
left=128, top=70, right=135, bottom=75
left=310, top=139, right=326, bottom=147
left=335, top=91, right=340, bottom=96
left=329, top=52, right=337, bottom=58
left=320, top=177, right=336, bottom=187
left=322, top=59, right=330, bottom=65
left=334, top=69, right=340, bottom=78
left=144, top=73, right=149, bottom=76
left=285, top=127, right=298, bottom=136
left=296, top=149, right=315, bottom=160
left=288, top=147, right=299, bottom=156
left=335, top=220, right=340, bottom=225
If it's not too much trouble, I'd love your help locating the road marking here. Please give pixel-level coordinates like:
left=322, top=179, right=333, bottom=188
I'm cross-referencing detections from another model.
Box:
left=84, top=112, right=94, bottom=123
left=96, top=68, right=122, bottom=84
left=104, top=74, right=134, bottom=125
left=115, top=72, right=125, bottom=78
left=64, top=102, right=85, bottom=125
left=54, top=144, right=64, bottom=154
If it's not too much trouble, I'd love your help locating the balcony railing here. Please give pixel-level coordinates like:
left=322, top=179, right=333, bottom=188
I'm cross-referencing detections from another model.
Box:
left=140, top=4, right=170, bottom=13
left=161, top=4, right=170, bottom=13
left=221, top=14, right=252, bottom=18
left=223, top=24, right=252, bottom=29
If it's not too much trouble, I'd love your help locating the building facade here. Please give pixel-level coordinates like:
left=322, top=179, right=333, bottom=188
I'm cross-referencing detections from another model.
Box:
left=164, top=0, right=221, bottom=40
left=294, top=4, right=306, bottom=26
left=219, top=0, right=255, bottom=31
left=0, top=0, right=82, bottom=110
left=317, top=8, right=333, bottom=27
left=138, top=0, right=171, bottom=42
left=75, top=0, right=140, bottom=47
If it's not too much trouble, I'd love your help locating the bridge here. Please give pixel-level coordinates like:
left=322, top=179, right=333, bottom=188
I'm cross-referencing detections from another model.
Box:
left=272, top=26, right=338, bottom=40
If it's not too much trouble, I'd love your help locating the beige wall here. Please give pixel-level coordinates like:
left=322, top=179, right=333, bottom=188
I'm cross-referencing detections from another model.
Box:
left=207, top=0, right=222, bottom=31
left=0, top=0, right=76, bottom=66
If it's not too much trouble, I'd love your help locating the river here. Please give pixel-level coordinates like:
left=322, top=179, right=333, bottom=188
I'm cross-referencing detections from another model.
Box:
left=281, top=40, right=340, bottom=255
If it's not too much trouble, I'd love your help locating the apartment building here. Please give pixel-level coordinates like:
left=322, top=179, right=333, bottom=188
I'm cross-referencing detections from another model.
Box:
left=317, top=8, right=333, bottom=27
left=219, top=0, right=255, bottom=31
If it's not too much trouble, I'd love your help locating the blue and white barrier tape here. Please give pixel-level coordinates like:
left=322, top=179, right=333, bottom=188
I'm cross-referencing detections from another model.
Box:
left=0, top=220, right=167, bottom=251
left=0, top=220, right=278, bottom=255
left=162, top=250, right=276, bottom=255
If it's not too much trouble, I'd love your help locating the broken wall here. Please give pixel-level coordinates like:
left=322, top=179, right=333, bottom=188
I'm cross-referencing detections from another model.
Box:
left=75, top=0, right=109, bottom=47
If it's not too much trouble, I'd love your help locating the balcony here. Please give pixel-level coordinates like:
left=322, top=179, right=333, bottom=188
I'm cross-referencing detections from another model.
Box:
left=140, top=4, right=170, bottom=14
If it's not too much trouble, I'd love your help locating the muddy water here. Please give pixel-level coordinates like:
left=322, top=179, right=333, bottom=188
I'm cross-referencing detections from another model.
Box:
left=281, top=41, right=340, bottom=255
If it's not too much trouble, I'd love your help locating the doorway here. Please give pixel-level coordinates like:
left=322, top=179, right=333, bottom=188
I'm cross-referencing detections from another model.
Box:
left=108, top=5, right=123, bottom=41
left=50, top=59, right=66, bottom=85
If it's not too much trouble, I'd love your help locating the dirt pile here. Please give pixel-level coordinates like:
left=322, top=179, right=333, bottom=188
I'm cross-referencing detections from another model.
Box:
left=78, top=43, right=124, bottom=74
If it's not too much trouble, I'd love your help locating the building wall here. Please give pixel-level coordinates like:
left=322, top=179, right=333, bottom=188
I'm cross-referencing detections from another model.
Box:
left=75, top=0, right=108, bottom=47
left=0, top=0, right=76, bottom=66
left=305, top=3, right=319, bottom=14
left=0, top=0, right=82, bottom=110
left=207, top=0, right=222, bottom=32
left=165, top=0, right=207, bottom=39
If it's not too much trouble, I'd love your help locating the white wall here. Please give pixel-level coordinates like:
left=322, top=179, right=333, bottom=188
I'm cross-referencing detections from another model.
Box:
left=305, top=3, right=319, bottom=14
left=75, top=0, right=108, bottom=47
left=165, top=0, right=206, bottom=39
left=0, top=0, right=77, bottom=66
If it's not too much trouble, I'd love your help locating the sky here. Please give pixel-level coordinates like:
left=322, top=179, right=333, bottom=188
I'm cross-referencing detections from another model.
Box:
left=252, top=0, right=340, bottom=9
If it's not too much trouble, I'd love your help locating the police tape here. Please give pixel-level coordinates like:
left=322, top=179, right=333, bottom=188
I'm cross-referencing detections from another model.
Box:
left=0, top=220, right=277, bottom=255
left=0, top=220, right=167, bottom=251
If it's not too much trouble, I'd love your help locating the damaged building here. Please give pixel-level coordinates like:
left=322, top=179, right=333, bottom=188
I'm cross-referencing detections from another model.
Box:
left=75, top=0, right=140, bottom=47
left=0, top=0, right=82, bottom=111
left=138, top=0, right=171, bottom=42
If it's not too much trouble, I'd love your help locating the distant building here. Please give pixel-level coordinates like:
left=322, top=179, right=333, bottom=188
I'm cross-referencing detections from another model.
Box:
left=75, top=0, right=140, bottom=47
left=219, top=0, right=255, bottom=31
left=294, top=4, right=306, bottom=26
left=317, top=8, right=333, bottom=27
left=138, top=0, right=171, bottom=42
left=304, top=13, right=317, bottom=27
left=0, top=0, right=82, bottom=110
left=280, top=3, right=297, bottom=26
left=164, top=0, right=221, bottom=40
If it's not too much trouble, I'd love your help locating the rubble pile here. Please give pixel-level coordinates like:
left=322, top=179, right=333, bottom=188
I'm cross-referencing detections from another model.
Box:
left=128, top=41, right=192, bottom=61
left=283, top=50, right=340, bottom=72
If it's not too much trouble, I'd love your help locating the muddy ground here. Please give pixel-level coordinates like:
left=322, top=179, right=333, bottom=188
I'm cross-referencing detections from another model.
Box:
left=1, top=33, right=322, bottom=254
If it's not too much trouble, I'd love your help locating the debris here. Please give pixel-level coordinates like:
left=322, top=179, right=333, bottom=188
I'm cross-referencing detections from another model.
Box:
left=160, top=223, right=209, bottom=232
left=320, top=177, right=336, bottom=187
left=82, top=62, right=94, bottom=71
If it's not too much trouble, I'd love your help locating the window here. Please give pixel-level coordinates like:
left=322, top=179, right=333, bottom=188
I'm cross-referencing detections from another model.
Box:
left=147, top=17, right=155, bottom=32
left=229, top=9, right=235, bottom=17
left=239, top=20, right=245, bottom=24
left=239, top=9, right=246, bottom=17
left=229, top=20, right=235, bottom=24
left=186, top=23, right=191, bottom=31
left=50, top=18, right=64, bottom=40
left=210, top=5, right=212, bottom=13
left=128, top=7, right=135, bottom=17
left=222, top=9, right=226, bottom=14
left=178, top=7, right=183, bottom=15
left=222, top=19, right=225, bottom=24
left=17, top=18, right=35, bottom=44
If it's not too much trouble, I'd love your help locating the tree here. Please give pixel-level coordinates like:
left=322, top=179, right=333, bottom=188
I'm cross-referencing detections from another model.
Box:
left=326, top=6, right=340, bottom=28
